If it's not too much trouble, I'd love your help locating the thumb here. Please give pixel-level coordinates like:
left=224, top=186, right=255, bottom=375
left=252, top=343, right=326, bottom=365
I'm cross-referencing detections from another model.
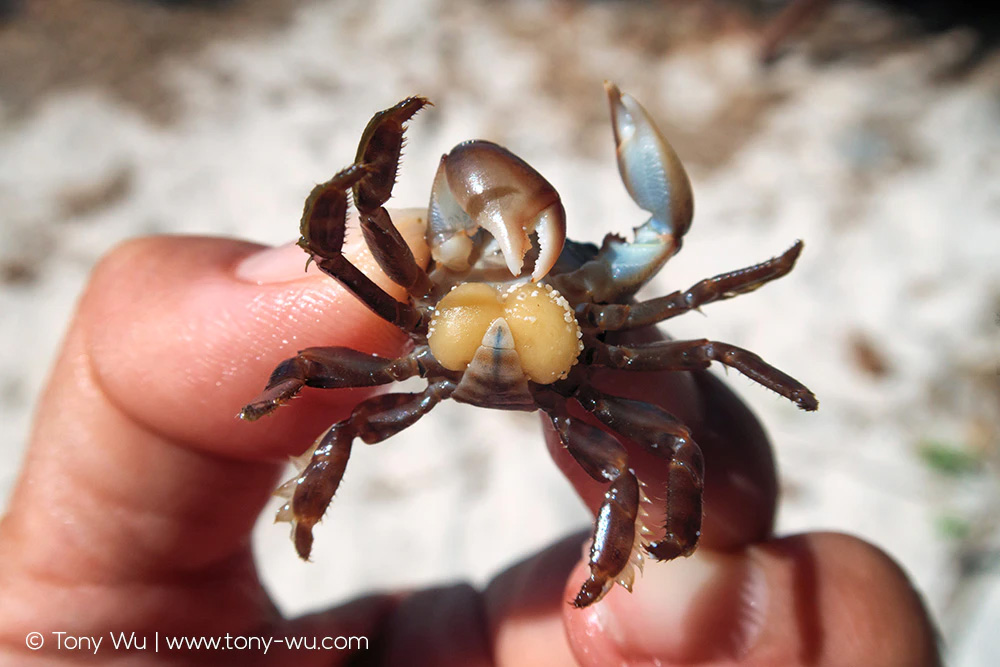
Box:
left=564, top=532, right=942, bottom=666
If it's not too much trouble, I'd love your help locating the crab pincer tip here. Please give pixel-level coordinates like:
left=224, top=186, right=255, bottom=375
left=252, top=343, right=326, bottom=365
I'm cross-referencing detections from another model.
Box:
left=604, top=81, right=632, bottom=144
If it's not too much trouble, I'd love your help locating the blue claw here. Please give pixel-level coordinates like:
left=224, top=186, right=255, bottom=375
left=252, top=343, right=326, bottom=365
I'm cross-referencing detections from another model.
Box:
left=606, top=82, right=693, bottom=242
left=562, top=84, right=694, bottom=298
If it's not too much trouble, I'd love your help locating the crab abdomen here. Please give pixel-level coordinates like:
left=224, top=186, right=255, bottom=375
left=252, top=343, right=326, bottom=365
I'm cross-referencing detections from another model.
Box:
left=450, top=317, right=536, bottom=410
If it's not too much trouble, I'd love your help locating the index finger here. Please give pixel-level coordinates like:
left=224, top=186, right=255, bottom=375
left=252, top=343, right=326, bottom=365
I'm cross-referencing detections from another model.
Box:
left=0, top=211, right=427, bottom=598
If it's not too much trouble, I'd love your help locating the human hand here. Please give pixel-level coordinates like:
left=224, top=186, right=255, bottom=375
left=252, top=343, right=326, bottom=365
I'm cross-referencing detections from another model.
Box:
left=0, top=213, right=940, bottom=665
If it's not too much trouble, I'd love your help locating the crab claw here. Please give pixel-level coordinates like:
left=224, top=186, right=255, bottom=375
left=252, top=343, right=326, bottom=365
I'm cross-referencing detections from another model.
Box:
left=605, top=81, right=693, bottom=242
left=552, top=84, right=695, bottom=301
left=428, top=140, right=566, bottom=281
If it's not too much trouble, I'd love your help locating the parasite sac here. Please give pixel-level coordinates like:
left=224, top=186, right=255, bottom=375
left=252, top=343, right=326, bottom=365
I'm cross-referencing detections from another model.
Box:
left=240, top=83, right=817, bottom=608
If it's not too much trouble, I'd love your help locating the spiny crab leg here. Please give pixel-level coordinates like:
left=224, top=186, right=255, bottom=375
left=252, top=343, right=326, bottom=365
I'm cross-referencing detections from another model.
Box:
left=299, top=164, right=425, bottom=332
left=298, top=96, right=432, bottom=332
left=576, top=241, right=805, bottom=331
left=540, top=392, right=653, bottom=607
left=574, top=385, right=706, bottom=562
left=588, top=338, right=820, bottom=412
left=360, top=207, right=434, bottom=299
left=352, top=95, right=432, bottom=214
left=239, top=346, right=424, bottom=422
left=278, top=379, right=456, bottom=559
left=428, top=140, right=567, bottom=281
left=351, top=97, right=436, bottom=299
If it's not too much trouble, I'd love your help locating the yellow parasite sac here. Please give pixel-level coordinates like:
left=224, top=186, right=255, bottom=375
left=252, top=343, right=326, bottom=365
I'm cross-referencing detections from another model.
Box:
left=427, top=282, right=583, bottom=384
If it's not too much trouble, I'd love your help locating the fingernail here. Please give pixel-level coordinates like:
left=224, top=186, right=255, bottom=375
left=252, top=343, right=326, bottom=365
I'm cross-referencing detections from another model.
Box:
left=594, top=549, right=768, bottom=663
left=235, top=242, right=323, bottom=285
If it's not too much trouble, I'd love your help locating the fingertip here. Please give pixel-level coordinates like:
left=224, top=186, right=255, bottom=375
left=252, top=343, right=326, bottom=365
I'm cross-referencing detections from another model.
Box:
left=3, top=221, right=425, bottom=600
left=81, top=233, right=407, bottom=460
left=564, top=547, right=766, bottom=666
left=753, top=532, right=942, bottom=666
left=563, top=533, right=941, bottom=667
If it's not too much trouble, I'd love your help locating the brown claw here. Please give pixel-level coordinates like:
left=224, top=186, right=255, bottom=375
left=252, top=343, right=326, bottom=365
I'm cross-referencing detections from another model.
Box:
left=433, top=140, right=567, bottom=281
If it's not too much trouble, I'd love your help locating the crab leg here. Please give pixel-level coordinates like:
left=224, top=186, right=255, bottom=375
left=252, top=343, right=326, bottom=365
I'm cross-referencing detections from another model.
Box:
left=350, top=96, right=435, bottom=299
left=238, top=346, right=427, bottom=421
left=574, top=385, right=705, bottom=562
left=298, top=97, right=431, bottom=331
left=360, top=207, right=433, bottom=299
left=299, top=164, right=425, bottom=333
left=587, top=338, right=819, bottom=411
left=539, top=393, right=649, bottom=607
left=576, top=241, right=804, bottom=331
left=352, top=96, right=430, bottom=215
left=280, top=379, right=456, bottom=559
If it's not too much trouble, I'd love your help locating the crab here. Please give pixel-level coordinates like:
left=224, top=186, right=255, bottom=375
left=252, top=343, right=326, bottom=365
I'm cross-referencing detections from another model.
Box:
left=240, top=83, right=818, bottom=608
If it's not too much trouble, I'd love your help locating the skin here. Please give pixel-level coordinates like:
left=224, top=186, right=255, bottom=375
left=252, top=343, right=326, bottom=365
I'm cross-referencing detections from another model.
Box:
left=0, top=214, right=942, bottom=666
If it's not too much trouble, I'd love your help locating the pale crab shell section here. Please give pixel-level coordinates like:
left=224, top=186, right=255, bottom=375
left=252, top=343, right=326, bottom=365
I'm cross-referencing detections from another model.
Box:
left=426, top=282, right=503, bottom=370
left=427, top=282, right=583, bottom=384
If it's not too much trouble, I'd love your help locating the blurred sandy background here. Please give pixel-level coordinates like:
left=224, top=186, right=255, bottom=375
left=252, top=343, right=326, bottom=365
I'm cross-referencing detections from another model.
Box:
left=1, top=0, right=998, bottom=662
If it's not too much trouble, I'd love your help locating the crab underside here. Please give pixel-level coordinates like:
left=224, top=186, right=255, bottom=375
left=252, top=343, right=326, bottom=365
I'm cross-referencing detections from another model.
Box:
left=240, top=83, right=817, bottom=608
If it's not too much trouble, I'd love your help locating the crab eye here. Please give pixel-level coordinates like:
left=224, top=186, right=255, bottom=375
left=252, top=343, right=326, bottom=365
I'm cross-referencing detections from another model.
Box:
left=428, top=282, right=583, bottom=384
